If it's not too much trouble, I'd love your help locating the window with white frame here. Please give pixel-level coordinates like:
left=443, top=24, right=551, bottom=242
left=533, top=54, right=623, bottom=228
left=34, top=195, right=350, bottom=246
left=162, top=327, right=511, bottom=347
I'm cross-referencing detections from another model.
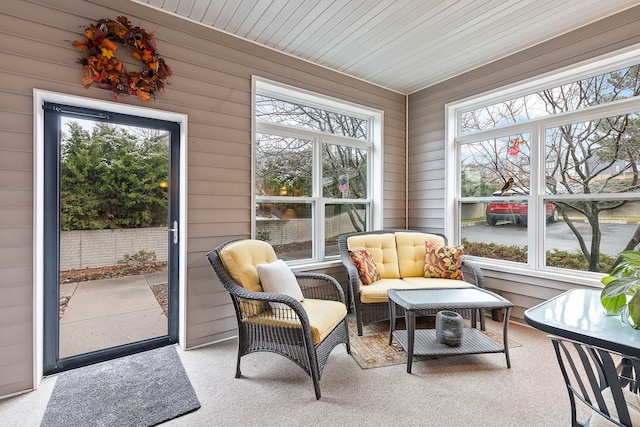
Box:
left=449, top=50, right=640, bottom=276
left=253, top=78, right=382, bottom=263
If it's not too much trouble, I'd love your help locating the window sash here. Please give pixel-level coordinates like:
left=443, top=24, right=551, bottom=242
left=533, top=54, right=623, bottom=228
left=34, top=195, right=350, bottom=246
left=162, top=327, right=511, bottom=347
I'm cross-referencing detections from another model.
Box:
left=452, top=56, right=640, bottom=274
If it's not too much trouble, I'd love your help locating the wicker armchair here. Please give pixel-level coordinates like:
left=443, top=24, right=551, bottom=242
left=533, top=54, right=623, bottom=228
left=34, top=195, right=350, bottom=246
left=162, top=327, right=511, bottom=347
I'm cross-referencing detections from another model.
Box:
left=339, top=229, right=485, bottom=336
left=207, top=239, right=350, bottom=400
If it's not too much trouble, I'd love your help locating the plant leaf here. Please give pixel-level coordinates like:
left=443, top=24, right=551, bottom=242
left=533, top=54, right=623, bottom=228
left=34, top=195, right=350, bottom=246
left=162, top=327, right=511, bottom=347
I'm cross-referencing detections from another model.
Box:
left=628, top=292, right=640, bottom=329
left=600, top=293, right=627, bottom=315
left=601, top=277, right=638, bottom=299
left=620, top=250, right=640, bottom=266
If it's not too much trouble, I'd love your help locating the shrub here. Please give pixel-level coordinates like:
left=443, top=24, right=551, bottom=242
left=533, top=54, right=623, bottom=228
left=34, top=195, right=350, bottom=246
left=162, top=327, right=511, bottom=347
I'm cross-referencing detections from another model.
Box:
left=461, top=238, right=616, bottom=272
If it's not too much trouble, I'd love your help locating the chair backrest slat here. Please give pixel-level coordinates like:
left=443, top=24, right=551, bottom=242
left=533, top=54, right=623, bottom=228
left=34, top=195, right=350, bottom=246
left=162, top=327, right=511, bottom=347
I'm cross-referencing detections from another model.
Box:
left=550, top=336, right=639, bottom=427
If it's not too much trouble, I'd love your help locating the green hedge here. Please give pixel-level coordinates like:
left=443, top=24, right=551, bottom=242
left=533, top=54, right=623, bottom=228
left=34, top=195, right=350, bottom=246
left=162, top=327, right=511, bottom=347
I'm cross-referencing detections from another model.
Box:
left=461, top=238, right=615, bottom=272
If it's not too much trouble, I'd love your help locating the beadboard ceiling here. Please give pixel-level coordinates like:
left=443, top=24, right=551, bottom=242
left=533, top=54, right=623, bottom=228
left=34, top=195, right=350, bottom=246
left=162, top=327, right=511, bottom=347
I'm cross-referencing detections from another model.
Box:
left=136, top=0, right=639, bottom=94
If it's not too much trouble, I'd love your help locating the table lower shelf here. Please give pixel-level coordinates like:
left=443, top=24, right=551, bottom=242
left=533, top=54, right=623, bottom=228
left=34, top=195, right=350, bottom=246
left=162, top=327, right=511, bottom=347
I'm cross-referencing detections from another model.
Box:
left=393, top=328, right=505, bottom=357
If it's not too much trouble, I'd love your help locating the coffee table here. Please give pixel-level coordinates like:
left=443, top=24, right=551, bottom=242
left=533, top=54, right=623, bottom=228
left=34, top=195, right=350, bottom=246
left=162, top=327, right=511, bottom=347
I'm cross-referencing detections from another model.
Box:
left=388, top=287, right=513, bottom=373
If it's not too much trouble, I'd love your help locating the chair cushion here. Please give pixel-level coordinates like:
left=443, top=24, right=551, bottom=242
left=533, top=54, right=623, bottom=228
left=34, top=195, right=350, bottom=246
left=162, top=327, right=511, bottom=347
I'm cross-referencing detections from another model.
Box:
left=219, top=240, right=278, bottom=293
left=349, top=248, right=382, bottom=285
left=590, top=386, right=640, bottom=427
left=424, top=241, right=464, bottom=280
left=256, top=259, right=304, bottom=310
left=347, top=234, right=400, bottom=278
left=396, top=232, right=446, bottom=278
left=243, top=299, right=347, bottom=345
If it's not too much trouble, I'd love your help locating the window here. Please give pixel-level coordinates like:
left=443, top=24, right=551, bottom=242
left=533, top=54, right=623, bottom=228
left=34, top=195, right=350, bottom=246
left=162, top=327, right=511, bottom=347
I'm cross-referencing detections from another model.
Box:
left=449, top=50, right=640, bottom=277
left=253, top=78, right=382, bottom=264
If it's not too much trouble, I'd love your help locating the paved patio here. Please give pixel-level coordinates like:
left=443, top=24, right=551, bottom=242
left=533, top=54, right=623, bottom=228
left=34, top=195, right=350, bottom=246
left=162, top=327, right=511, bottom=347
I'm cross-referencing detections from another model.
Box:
left=59, top=272, right=168, bottom=357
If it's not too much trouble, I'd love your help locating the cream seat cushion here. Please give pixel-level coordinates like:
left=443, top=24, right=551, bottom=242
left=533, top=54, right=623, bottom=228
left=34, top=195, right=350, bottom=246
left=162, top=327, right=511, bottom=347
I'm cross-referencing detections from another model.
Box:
left=219, top=239, right=278, bottom=293
left=401, top=277, right=474, bottom=288
left=219, top=239, right=278, bottom=314
left=359, top=278, right=474, bottom=303
left=590, top=386, right=640, bottom=427
left=347, top=234, right=400, bottom=278
left=243, top=299, right=347, bottom=345
left=359, top=278, right=414, bottom=303
left=396, top=232, right=446, bottom=278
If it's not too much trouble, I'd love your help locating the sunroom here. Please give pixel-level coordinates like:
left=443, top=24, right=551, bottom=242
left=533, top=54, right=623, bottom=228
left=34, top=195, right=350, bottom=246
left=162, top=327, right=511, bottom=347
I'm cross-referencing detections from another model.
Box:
left=1, top=1, right=640, bottom=423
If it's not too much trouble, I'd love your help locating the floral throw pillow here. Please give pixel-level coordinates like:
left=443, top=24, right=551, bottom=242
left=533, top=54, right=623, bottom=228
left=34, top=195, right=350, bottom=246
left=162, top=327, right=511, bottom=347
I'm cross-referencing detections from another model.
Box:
left=349, top=248, right=382, bottom=285
left=424, top=241, right=464, bottom=280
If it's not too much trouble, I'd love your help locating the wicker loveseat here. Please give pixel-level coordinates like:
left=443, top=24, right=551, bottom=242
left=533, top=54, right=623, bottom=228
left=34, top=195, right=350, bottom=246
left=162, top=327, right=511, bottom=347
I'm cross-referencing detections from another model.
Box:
left=338, top=229, right=485, bottom=336
left=207, top=239, right=350, bottom=400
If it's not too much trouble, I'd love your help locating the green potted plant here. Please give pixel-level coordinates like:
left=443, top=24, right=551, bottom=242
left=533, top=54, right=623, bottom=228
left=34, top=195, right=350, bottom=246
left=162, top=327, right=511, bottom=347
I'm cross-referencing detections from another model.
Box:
left=600, top=250, right=640, bottom=328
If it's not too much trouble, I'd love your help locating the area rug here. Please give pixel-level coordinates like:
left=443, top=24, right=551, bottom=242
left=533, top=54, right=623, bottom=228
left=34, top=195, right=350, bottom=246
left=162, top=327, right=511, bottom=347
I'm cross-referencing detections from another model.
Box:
left=348, top=315, right=521, bottom=369
left=40, top=346, right=200, bottom=427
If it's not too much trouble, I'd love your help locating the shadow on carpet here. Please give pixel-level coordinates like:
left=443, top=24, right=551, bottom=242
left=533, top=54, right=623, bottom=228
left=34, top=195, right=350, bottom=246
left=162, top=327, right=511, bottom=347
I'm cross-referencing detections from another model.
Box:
left=348, top=315, right=521, bottom=369
left=40, top=345, right=200, bottom=427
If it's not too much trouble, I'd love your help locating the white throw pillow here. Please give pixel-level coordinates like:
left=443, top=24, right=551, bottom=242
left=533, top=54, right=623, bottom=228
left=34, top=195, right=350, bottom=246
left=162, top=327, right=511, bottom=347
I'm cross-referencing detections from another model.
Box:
left=256, top=259, right=304, bottom=310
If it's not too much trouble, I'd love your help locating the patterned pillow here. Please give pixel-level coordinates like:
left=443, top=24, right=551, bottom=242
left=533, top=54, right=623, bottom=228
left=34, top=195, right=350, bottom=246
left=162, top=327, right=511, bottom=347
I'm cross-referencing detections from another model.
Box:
left=349, top=249, right=382, bottom=285
left=424, top=241, right=464, bottom=280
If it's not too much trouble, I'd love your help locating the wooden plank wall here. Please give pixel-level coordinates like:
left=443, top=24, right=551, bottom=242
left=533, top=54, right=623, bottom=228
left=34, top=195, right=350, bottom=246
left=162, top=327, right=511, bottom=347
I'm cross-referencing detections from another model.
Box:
left=0, top=0, right=406, bottom=397
left=407, top=6, right=640, bottom=317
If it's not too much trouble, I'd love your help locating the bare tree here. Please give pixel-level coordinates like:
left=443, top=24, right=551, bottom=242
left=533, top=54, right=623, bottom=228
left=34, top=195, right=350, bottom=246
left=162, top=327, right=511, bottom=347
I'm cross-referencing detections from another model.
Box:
left=462, top=65, right=640, bottom=271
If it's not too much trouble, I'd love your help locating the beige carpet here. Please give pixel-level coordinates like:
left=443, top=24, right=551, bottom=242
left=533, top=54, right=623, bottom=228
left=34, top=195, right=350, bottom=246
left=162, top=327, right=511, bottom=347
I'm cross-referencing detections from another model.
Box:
left=348, top=314, right=520, bottom=369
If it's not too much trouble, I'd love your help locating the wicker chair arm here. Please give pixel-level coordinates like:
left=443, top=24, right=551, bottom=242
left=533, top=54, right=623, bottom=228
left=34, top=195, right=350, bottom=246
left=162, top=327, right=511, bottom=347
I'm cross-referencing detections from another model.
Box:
left=294, top=272, right=345, bottom=303
left=338, top=236, right=362, bottom=304
left=461, top=259, right=484, bottom=288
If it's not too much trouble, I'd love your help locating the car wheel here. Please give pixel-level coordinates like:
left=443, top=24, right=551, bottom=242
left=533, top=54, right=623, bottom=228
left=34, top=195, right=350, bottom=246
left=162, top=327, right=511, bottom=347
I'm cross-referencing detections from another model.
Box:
left=486, top=216, right=498, bottom=226
left=548, top=208, right=559, bottom=223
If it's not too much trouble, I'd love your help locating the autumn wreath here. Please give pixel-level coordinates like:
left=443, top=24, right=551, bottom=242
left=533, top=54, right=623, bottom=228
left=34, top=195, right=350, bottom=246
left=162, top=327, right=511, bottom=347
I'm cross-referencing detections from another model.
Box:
left=72, top=16, right=172, bottom=102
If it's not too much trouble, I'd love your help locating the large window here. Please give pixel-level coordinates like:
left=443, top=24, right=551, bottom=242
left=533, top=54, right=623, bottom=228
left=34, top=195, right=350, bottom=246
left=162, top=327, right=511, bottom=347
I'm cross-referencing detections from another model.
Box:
left=449, top=50, right=640, bottom=277
left=253, top=79, right=382, bottom=264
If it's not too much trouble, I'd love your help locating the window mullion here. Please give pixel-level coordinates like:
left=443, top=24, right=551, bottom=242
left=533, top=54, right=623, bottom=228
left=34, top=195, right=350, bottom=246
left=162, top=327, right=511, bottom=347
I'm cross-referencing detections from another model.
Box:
left=314, top=136, right=323, bottom=260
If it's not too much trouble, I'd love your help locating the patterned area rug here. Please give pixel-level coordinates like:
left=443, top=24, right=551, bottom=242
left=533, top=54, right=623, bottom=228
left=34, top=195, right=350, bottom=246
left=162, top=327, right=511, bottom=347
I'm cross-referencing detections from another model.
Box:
left=347, top=315, right=521, bottom=369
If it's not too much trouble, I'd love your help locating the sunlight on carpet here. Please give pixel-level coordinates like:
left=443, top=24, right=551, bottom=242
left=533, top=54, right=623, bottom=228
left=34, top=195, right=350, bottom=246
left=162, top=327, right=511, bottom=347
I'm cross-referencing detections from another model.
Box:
left=348, top=315, right=520, bottom=369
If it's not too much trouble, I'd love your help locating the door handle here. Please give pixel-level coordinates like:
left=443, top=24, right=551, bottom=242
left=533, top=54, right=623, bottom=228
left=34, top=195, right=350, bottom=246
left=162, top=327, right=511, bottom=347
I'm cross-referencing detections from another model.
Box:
left=167, top=220, right=178, bottom=244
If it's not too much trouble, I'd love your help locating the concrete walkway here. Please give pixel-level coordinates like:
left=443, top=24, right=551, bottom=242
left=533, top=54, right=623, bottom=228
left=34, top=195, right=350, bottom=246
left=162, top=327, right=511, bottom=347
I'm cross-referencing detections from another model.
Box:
left=59, top=272, right=168, bottom=357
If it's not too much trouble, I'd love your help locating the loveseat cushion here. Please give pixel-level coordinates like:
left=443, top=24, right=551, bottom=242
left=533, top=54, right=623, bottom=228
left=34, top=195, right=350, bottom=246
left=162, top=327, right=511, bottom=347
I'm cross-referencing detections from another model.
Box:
left=401, top=277, right=474, bottom=288
left=359, top=278, right=414, bottom=303
left=347, top=233, right=400, bottom=278
left=395, top=232, right=446, bottom=278
left=243, top=299, right=347, bottom=344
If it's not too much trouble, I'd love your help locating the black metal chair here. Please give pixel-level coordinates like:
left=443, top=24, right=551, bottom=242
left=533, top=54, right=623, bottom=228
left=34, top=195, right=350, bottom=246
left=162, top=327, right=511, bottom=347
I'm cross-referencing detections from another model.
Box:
left=550, top=336, right=640, bottom=427
left=206, top=239, right=350, bottom=400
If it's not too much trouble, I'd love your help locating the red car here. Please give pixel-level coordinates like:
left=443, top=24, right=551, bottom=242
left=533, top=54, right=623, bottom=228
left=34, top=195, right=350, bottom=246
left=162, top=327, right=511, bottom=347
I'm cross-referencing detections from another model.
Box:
left=485, top=190, right=558, bottom=226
